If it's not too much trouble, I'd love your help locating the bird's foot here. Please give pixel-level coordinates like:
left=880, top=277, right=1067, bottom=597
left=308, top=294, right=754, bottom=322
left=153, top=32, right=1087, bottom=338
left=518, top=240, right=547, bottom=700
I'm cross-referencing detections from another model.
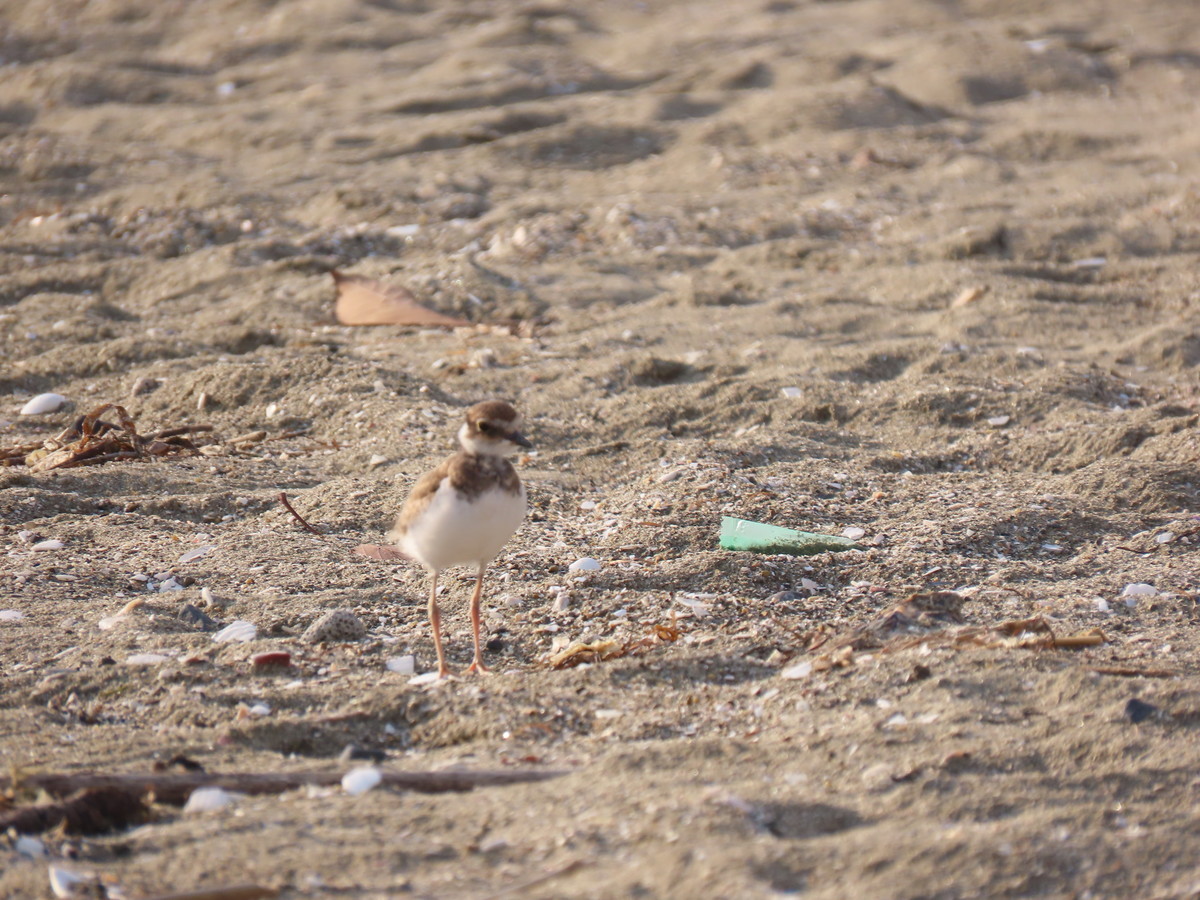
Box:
left=465, top=659, right=492, bottom=676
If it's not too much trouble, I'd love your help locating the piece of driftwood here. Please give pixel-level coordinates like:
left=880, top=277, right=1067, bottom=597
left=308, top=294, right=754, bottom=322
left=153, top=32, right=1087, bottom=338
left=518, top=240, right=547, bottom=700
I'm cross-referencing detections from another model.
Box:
left=0, top=787, right=148, bottom=835
left=1, top=767, right=568, bottom=805
left=143, top=887, right=279, bottom=900
left=1088, top=665, right=1180, bottom=679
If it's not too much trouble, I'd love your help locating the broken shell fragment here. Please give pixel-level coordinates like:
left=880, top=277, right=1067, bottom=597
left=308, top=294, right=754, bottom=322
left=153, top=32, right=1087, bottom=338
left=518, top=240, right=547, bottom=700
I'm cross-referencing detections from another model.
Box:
left=213, top=620, right=258, bottom=643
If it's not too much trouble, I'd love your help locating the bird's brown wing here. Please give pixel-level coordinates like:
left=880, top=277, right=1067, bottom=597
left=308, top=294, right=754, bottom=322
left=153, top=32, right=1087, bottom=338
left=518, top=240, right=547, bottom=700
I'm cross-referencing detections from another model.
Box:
left=389, top=456, right=452, bottom=541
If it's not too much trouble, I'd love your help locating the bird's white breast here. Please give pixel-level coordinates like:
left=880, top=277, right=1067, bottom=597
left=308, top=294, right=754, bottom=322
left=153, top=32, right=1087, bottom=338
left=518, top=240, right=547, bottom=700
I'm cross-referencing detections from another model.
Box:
left=400, top=479, right=526, bottom=572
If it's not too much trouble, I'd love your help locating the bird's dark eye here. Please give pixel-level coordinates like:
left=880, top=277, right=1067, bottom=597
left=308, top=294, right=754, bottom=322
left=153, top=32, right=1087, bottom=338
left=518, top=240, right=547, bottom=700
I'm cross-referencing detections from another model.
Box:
left=477, top=421, right=494, bottom=435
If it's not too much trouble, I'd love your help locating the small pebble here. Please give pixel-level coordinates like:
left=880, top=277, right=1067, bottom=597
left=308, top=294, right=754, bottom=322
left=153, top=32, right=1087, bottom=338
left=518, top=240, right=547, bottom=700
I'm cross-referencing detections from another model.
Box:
left=987, top=415, right=1011, bottom=427
left=199, top=586, right=227, bottom=609
left=302, top=609, right=366, bottom=644
left=213, top=620, right=257, bottom=643
left=368, top=454, right=389, bottom=468
left=15, top=835, right=46, bottom=858
left=340, top=744, right=388, bottom=763
left=245, top=702, right=271, bottom=717
left=386, top=655, right=415, bottom=675
left=408, top=671, right=442, bottom=686
left=183, top=786, right=235, bottom=813
left=342, top=767, right=382, bottom=796
left=780, top=387, right=803, bottom=399
left=19, top=392, right=67, bottom=415
left=841, top=527, right=867, bottom=541
left=551, top=593, right=570, bottom=613
left=0, top=609, right=23, bottom=621
left=780, top=660, right=813, bottom=680
left=1094, top=597, right=1111, bottom=613
left=1155, top=531, right=1175, bottom=544
left=252, top=651, right=292, bottom=669
left=178, top=603, right=219, bottom=631
left=568, top=557, right=601, bottom=572
left=1124, top=698, right=1158, bottom=724
left=31, top=539, right=65, bottom=551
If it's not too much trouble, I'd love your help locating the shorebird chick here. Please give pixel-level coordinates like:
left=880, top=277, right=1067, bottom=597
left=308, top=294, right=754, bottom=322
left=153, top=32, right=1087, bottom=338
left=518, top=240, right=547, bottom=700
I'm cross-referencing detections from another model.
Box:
left=390, top=401, right=531, bottom=677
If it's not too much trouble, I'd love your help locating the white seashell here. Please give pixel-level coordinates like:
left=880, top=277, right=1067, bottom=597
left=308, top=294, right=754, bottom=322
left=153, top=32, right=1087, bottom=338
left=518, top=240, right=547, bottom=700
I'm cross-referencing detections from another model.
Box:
left=386, top=655, right=415, bottom=675
left=1120, top=583, right=1157, bottom=598
left=1095, top=598, right=1111, bottom=613
left=178, top=545, right=215, bottom=564
left=157, top=577, right=185, bottom=591
left=124, top=653, right=169, bottom=666
left=780, top=660, right=813, bottom=680
left=48, top=865, right=87, bottom=899
left=780, top=387, right=803, bottom=398
left=987, top=415, right=1011, bottom=427
left=20, top=393, right=67, bottom=415
left=1155, top=531, right=1175, bottom=544
left=247, top=702, right=271, bottom=717
left=580, top=500, right=598, bottom=510
left=213, top=620, right=257, bottom=643
left=551, top=593, right=570, bottom=613
left=0, top=609, right=23, bottom=621
left=568, top=557, right=601, bottom=572
left=183, top=786, right=235, bottom=813
left=675, top=597, right=709, bottom=617
left=342, top=766, right=382, bottom=795
left=841, top=527, right=867, bottom=540
left=367, top=454, right=389, bottom=468
left=15, top=835, right=45, bottom=858
left=407, top=671, right=442, bottom=686
left=32, top=539, right=65, bottom=551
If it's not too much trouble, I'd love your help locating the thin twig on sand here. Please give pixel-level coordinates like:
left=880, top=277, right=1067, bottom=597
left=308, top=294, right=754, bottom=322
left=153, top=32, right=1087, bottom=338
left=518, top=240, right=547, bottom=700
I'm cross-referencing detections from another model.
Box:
left=278, top=491, right=322, bottom=534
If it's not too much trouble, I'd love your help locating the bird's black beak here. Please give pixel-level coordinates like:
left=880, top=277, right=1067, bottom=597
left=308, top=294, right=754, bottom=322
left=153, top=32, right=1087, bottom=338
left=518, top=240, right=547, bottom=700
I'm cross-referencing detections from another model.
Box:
left=509, top=430, right=533, bottom=449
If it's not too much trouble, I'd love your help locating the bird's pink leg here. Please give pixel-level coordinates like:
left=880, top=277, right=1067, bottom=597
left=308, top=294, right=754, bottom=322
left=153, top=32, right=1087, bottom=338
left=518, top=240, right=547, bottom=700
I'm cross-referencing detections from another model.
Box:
left=427, top=572, right=450, bottom=677
left=465, top=565, right=491, bottom=675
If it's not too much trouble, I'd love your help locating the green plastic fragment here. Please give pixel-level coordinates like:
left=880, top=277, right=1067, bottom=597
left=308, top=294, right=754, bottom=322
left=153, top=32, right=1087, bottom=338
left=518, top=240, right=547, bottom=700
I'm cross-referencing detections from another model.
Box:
left=719, top=516, right=863, bottom=556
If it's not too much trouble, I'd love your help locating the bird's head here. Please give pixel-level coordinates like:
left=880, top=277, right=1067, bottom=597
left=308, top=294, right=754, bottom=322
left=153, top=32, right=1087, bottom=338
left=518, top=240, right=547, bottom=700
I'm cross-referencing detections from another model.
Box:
left=458, top=400, right=532, bottom=457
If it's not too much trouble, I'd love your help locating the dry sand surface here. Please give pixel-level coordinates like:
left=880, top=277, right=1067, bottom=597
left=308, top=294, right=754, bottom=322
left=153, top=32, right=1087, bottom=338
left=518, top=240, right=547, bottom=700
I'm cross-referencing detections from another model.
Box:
left=2, top=0, right=1200, bottom=897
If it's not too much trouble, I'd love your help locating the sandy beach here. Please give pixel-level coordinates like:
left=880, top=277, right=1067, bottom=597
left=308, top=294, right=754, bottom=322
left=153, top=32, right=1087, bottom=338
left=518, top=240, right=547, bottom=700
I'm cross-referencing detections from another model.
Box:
left=2, top=0, right=1200, bottom=897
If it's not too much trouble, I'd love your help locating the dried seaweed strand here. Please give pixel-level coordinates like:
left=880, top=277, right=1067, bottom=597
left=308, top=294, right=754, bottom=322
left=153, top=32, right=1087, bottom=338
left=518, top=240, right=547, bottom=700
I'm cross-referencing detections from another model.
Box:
left=278, top=491, right=322, bottom=534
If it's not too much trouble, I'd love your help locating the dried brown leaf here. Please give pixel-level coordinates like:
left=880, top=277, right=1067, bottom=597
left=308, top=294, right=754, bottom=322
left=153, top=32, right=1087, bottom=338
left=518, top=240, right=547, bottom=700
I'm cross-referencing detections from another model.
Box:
left=951, top=286, right=987, bottom=308
left=332, top=271, right=471, bottom=328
